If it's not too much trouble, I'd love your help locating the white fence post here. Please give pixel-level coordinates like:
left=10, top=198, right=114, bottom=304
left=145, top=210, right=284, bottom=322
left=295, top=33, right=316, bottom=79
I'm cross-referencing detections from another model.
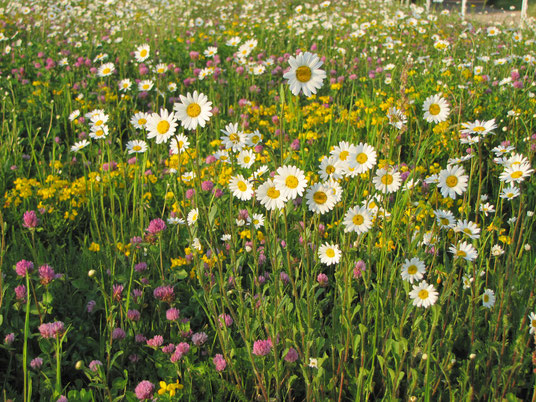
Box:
left=461, top=0, right=467, bottom=20
left=521, top=0, right=528, bottom=27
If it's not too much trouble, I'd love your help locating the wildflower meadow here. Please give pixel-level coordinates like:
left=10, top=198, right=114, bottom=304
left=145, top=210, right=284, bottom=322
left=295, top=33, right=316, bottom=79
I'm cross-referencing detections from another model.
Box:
left=1, top=0, right=536, bottom=400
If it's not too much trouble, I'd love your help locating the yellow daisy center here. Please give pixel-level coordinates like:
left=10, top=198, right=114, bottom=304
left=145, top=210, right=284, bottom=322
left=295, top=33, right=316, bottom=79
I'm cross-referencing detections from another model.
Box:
left=326, top=165, right=335, bottom=175
left=102, top=68, right=111, bottom=75
left=418, top=289, right=429, bottom=300
left=326, top=248, right=335, bottom=258
left=95, top=130, right=104, bottom=137
left=296, top=66, right=312, bottom=83
left=186, top=103, right=201, bottom=118
left=243, top=156, right=251, bottom=163
left=267, top=187, right=280, bottom=199
left=339, top=150, right=349, bottom=161
left=313, top=191, right=327, bottom=204
left=463, top=228, right=473, bottom=235
left=229, top=133, right=239, bottom=143
left=237, top=181, right=247, bottom=192
left=95, top=120, right=103, bottom=126
left=532, top=319, right=536, bottom=327
left=157, top=120, right=170, bottom=135
left=140, top=49, right=147, bottom=57
left=440, top=218, right=449, bottom=226
left=138, top=118, right=147, bottom=126
left=407, top=265, right=418, bottom=275
left=429, top=103, right=441, bottom=115
left=473, top=126, right=485, bottom=132
left=446, top=175, right=458, bottom=188
left=356, top=153, right=368, bottom=164
left=133, top=145, right=141, bottom=151
left=381, top=174, right=394, bottom=185
left=510, top=171, right=523, bottom=179
left=483, top=295, right=489, bottom=302
left=352, top=214, right=364, bottom=225
left=285, top=175, right=299, bottom=189
left=251, top=135, right=259, bottom=143
left=456, top=250, right=467, bottom=257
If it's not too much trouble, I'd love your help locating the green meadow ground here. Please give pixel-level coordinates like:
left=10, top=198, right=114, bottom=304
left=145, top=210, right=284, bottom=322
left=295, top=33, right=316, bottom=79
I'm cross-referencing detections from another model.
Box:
left=1, top=0, right=536, bottom=400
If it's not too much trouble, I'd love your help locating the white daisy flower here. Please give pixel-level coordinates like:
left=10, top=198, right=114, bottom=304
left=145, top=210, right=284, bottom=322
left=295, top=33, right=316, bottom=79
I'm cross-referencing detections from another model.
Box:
left=434, top=209, right=455, bottom=229
left=237, top=149, right=256, bottom=169
left=348, top=143, right=377, bottom=174
left=409, top=281, right=438, bottom=308
left=422, top=94, right=450, bottom=124
left=330, top=141, right=356, bottom=168
left=248, top=213, right=264, bottom=229
left=454, top=219, right=481, bottom=239
left=89, top=125, right=109, bottom=140
left=220, top=123, right=246, bottom=152
left=68, top=110, right=80, bottom=121
left=305, top=182, right=336, bottom=215
left=169, top=134, right=189, bottom=155
left=256, top=179, right=288, bottom=211
left=134, top=44, right=150, bottom=62
left=318, top=156, right=344, bottom=181
left=228, top=175, right=254, bottom=201
left=437, top=165, right=468, bottom=199
left=70, top=139, right=90, bottom=152
left=318, top=243, right=341, bottom=266
left=499, top=162, right=534, bottom=184
left=460, top=119, right=497, bottom=136
left=274, top=165, right=307, bottom=200
left=373, top=167, right=402, bottom=194
left=130, top=112, right=150, bottom=130
left=246, top=130, right=263, bottom=147
left=528, top=312, right=536, bottom=334
left=500, top=186, right=520, bottom=200
left=146, top=109, right=178, bottom=144
left=343, top=206, right=372, bottom=234
left=173, top=91, right=213, bottom=131
left=118, top=78, right=132, bottom=91
left=283, top=51, right=326, bottom=97
left=401, top=257, right=426, bottom=283
left=138, top=80, right=154, bottom=92
left=126, top=140, right=148, bottom=154
left=97, top=62, right=115, bottom=77
left=491, top=244, right=505, bottom=256
left=482, top=289, right=495, bottom=309
left=449, top=241, right=478, bottom=262
left=187, top=208, right=199, bottom=226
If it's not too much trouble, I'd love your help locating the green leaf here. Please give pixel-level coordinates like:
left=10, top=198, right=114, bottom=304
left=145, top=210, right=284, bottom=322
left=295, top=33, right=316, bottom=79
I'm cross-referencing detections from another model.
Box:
left=176, top=269, right=188, bottom=280
left=504, top=393, right=522, bottom=402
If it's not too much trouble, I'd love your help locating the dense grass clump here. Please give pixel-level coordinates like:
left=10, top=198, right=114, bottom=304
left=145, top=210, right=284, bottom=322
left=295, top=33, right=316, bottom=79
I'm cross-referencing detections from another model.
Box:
left=1, top=0, right=536, bottom=400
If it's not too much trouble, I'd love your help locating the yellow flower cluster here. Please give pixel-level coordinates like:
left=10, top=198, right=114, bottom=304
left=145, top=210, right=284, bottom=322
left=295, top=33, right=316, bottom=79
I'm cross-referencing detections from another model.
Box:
left=158, top=380, right=183, bottom=397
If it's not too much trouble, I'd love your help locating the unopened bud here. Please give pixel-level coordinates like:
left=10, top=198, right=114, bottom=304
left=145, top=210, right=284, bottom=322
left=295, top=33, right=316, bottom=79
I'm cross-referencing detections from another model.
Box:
left=75, top=360, right=84, bottom=370
left=88, top=270, right=96, bottom=278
